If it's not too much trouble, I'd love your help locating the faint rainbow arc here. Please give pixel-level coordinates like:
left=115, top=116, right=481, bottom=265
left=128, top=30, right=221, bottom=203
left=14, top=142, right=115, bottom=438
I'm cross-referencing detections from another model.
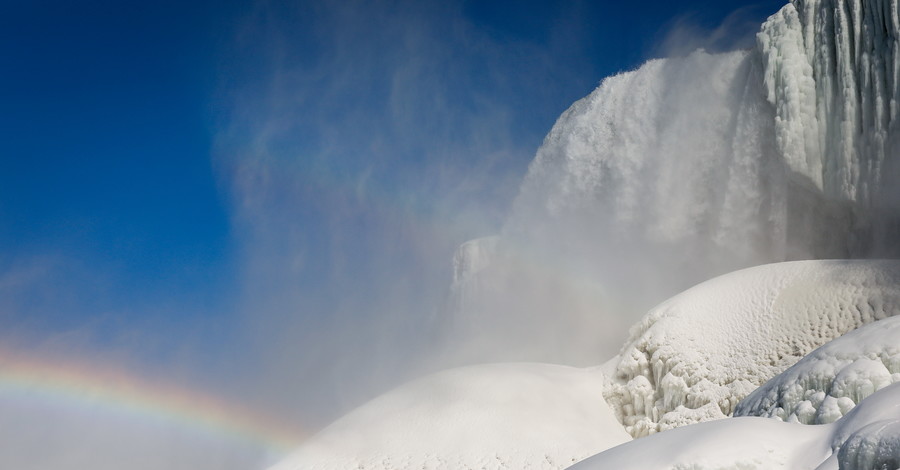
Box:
left=0, top=349, right=307, bottom=455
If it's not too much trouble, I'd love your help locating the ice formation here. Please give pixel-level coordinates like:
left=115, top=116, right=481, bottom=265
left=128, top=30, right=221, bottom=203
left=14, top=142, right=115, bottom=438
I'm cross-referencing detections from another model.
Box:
left=571, top=382, right=900, bottom=470
left=271, top=260, right=900, bottom=470
left=603, top=260, right=900, bottom=437
left=761, top=0, right=900, bottom=213
left=447, top=0, right=900, bottom=364
left=272, top=0, right=900, bottom=468
left=270, top=363, right=630, bottom=470
left=736, top=315, right=900, bottom=424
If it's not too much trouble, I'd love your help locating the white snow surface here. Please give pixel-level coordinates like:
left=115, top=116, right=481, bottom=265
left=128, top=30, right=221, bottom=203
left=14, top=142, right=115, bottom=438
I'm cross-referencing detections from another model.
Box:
left=270, top=363, right=631, bottom=470
left=736, top=315, right=900, bottom=424
left=571, top=381, right=900, bottom=470
left=604, top=260, right=900, bottom=437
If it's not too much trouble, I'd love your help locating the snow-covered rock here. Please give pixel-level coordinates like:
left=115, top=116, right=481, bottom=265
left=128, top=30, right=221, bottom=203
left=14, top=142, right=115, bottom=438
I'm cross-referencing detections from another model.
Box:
left=604, top=260, right=900, bottom=437
left=270, top=363, right=630, bottom=470
left=571, top=382, right=900, bottom=470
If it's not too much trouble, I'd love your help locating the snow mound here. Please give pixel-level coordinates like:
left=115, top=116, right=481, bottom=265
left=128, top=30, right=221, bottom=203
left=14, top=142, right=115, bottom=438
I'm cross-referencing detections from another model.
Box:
left=571, top=382, right=900, bottom=470
left=736, top=315, right=900, bottom=423
left=604, top=260, right=900, bottom=437
left=269, top=363, right=630, bottom=470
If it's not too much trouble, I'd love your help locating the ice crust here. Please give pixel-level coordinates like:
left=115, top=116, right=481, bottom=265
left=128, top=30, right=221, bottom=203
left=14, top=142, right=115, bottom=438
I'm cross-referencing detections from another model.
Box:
left=269, top=364, right=630, bottom=470
left=735, top=315, right=900, bottom=423
left=604, top=260, right=900, bottom=437
left=571, top=382, right=900, bottom=470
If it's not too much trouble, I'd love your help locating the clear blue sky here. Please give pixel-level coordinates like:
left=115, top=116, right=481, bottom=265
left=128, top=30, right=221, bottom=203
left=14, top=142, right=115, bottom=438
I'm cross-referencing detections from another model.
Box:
left=1, top=0, right=787, bottom=417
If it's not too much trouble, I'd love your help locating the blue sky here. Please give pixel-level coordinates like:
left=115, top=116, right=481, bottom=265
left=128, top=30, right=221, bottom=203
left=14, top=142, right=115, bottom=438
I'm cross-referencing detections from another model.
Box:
left=2, top=0, right=786, bottom=427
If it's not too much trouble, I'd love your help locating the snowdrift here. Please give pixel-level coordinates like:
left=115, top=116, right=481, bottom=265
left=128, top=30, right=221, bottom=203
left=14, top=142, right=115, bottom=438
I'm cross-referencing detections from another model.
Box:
left=270, top=364, right=629, bottom=470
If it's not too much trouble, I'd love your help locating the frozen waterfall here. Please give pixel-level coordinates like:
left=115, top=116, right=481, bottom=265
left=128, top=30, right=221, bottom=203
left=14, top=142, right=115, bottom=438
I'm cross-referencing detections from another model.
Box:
left=444, top=0, right=900, bottom=365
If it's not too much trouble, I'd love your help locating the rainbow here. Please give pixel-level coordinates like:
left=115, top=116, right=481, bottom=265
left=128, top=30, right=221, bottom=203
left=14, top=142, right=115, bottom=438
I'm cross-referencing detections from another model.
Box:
left=0, top=348, right=306, bottom=456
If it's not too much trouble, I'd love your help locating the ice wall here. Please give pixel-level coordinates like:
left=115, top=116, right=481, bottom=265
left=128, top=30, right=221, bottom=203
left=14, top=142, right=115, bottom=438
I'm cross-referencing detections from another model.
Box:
left=445, top=0, right=900, bottom=364
left=760, top=0, right=900, bottom=251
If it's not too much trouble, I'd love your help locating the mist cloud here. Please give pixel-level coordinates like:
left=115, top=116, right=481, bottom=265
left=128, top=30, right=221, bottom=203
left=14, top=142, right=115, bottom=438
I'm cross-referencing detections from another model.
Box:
left=213, top=0, right=609, bottom=428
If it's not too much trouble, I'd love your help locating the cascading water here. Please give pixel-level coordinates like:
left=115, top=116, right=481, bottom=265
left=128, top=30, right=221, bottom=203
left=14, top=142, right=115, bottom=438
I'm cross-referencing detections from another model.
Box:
left=446, top=0, right=900, bottom=365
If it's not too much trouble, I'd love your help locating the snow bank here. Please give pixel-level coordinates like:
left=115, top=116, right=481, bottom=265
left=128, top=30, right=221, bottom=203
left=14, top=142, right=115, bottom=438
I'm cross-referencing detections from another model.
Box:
left=604, top=260, right=900, bottom=437
left=572, top=382, right=900, bottom=470
left=270, top=363, right=630, bottom=470
left=736, top=315, right=900, bottom=423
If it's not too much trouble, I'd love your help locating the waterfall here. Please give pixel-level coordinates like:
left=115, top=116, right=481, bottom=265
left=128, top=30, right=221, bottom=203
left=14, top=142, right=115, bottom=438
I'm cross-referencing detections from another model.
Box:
left=445, top=0, right=900, bottom=365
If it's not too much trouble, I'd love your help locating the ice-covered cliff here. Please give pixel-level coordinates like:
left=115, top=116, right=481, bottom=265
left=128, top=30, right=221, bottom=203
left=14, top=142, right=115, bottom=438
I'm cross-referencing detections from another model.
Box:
left=447, top=0, right=900, bottom=365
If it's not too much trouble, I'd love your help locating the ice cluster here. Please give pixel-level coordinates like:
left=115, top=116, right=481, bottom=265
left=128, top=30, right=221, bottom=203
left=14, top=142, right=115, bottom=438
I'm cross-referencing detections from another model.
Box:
left=736, top=315, right=900, bottom=423
left=573, top=382, right=900, bottom=470
left=604, top=260, right=900, bottom=437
